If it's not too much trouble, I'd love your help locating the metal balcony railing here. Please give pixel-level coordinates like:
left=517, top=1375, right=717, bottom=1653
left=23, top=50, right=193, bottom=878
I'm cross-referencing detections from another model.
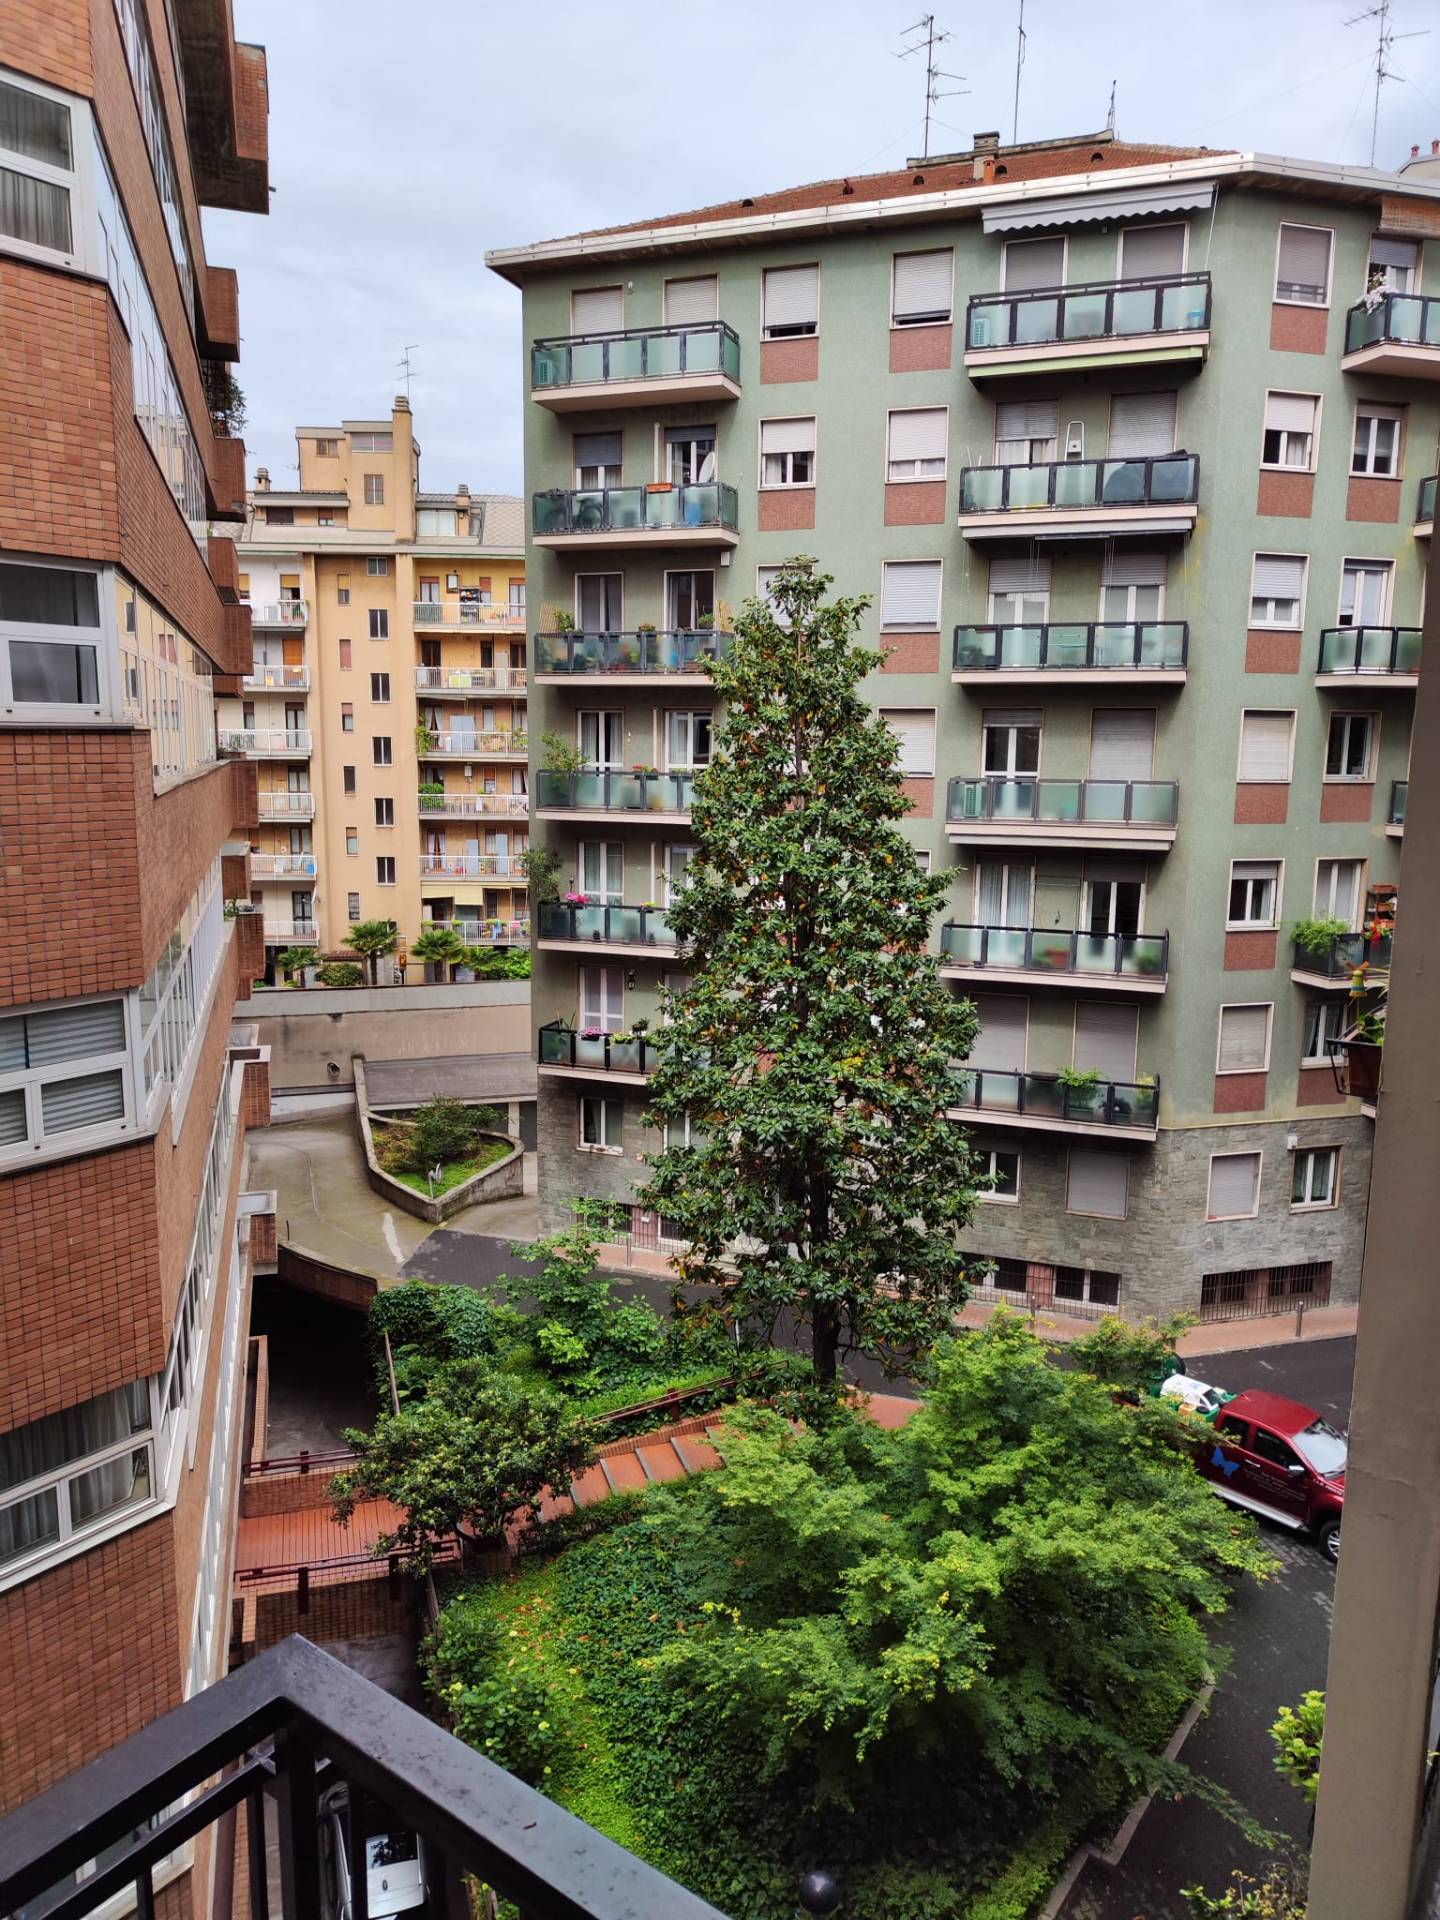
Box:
left=947, top=776, right=1180, bottom=827
left=417, top=790, right=529, bottom=817
left=533, top=483, right=739, bottom=538
left=1419, top=474, right=1437, bottom=525
left=220, top=729, right=313, bottom=755
left=1292, top=929, right=1393, bottom=976
left=535, top=769, right=697, bottom=814
left=0, top=1636, right=728, bottom=1920
left=532, top=320, right=741, bottom=391
left=412, top=599, right=526, bottom=628
left=959, top=452, right=1199, bottom=515
left=951, top=1066, right=1160, bottom=1130
left=247, top=599, right=308, bottom=626
left=1391, top=779, right=1408, bottom=826
left=264, top=919, right=317, bottom=943
left=250, top=853, right=317, bottom=881
left=257, top=791, right=315, bottom=820
left=966, top=271, right=1212, bottom=350
left=459, top=917, right=531, bottom=945
left=940, top=922, right=1169, bottom=980
left=414, top=664, right=526, bottom=690
left=242, top=664, right=309, bottom=691
left=420, top=853, right=522, bottom=878
left=538, top=1019, right=660, bottom=1076
left=538, top=901, right=679, bottom=947
left=1316, top=626, right=1422, bottom=676
left=953, top=620, right=1188, bottom=673
left=1344, top=288, right=1440, bottom=355
left=534, top=629, right=728, bottom=676
left=419, top=731, right=528, bottom=757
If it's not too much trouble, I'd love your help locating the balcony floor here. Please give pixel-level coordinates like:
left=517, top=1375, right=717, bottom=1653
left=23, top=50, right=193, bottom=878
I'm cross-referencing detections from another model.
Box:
left=964, top=330, right=1208, bottom=380
left=533, top=527, right=741, bottom=552
left=1289, top=967, right=1378, bottom=993
left=532, top=371, right=742, bottom=413
left=1387, top=821, right=1405, bottom=838
left=953, top=668, right=1187, bottom=687
left=538, top=1062, right=655, bottom=1086
left=1313, top=672, right=1418, bottom=690
left=939, top=962, right=1167, bottom=994
left=537, top=938, right=680, bottom=960
left=1340, top=342, right=1440, bottom=381
left=535, top=806, right=693, bottom=826
left=947, top=1104, right=1159, bottom=1143
left=946, top=821, right=1178, bottom=852
left=958, top=504, right=1197, bottom=541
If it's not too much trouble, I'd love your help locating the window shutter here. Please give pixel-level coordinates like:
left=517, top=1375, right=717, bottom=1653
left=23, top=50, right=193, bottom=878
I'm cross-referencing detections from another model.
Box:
left=1277, top=226, right=1331, bottom=296
left=0, top=1086, right=25, bottom=1147
left=1004, top=238, right=1065, bottom=290
left=1219, top=1005, right=1270, bottom=1072
left=880, top=709, right=935, bottom=776
left=1067, top=1149, right=1129, bottom=1218
left=570, top=286, right=623, bottom=332
left=573, top=432, right=621, bottom=469
left=880, top=561, right=942, bottom=628
left=1119, top=223, right=1186, bottom=278
left=604, top=1098, right=624, bottom=1147
left=1102, top=551, right=1165, bottom=589
left=40, top=1068, right=125, bottom=1135
left=1232, top=860, right=1277, bottom=884
left=893, top=248, right=953, bottom=321
left=969, top=995, right=1028, bottom=1071
left=0, top=1016, right=24, bottom=1072
left=1264, top=392, right=1316, bottom=432
left=989, top=556, right=1052, bottom=596
left=763, top=265, right=818, bottom=330
left=1073, top=1001, right=1139, bottom=1080
left=1252, top=554, right=1304, bottom=601
left=1088, top=710, right=1155, bottom=779
left=1209, top=1152, right=1260, bottom=1216
left=1369, top=236, right=1418, bottom=271
left=760, top=417, right=816, bottom=454
left=1108, top=391, right=1177, bottom=457
left=24, top=1000, right=126, bottom=1065
left=888, top=408, right=947, bottom=463
left=996, top=399, right=1059, bottom=442
left=1239, top=712, right=1293, bottom=781
left=663, top=275, right=718, bottom=324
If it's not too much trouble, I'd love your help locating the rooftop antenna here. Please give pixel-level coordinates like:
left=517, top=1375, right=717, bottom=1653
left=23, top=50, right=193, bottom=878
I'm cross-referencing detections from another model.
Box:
left=1346, top=1, right=1428, bottom=167
left=1106, top=78, right=1117, bottom=135
left=896, top=15, right=968, bottom=160
left=397, top=343, right=420, bottom=400
left=1012, top=0, right=1026, bottom=144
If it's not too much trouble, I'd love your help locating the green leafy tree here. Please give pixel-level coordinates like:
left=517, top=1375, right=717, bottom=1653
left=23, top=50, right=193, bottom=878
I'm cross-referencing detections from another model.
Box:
left=1183, top=1868, right=1308, bottom=1916
left=344, top=918, right=399, bottom=985
left=519, top=844, right=562, bottom=905
left=331, top=1362, right=594, bottom=1565
left=639, top=559, right=981, bottom=1383
left=514, top=1202, right=669, bottom=1391
left=1068, top=1313, right=1195, bottom=1398
left=1271, top=1690, right=1325, bottom=1805
left=411, top=921, right=467, bottom=982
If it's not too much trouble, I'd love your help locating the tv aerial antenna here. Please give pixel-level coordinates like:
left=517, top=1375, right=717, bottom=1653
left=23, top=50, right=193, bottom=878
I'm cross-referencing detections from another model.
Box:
left=398, top=343, right=420, bottom=400
left=1346, top=1, right=1428, bottom=167
left=897, top=15, right=968, bottom=160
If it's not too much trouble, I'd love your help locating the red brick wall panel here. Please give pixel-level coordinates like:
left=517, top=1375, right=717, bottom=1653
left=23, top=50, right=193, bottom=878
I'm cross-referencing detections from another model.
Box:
left=1235, top=783, right=1290, bottom=824
left=240, top=1054, right=271, bottom=1130
left=757, top=488, right=816, bottom=532
left=890, top=325, right=952, bottom=373
left=1224, top=930, right=1278, bottom=971
left=203, top=266, right=241, bottom=359
left=1214, top=1071, right=1268, bottom=1113
left=0, top=0, right=93, bottom=92
left=760, top=338, right=819, bottom=383
left=1257, top=470, right=1315, bottom=518
left=1245, top=629, right=1302, bottom=673
left=900, top=776, right=934, bottom=819
left=884, top=481, right=947, bottom=525
left=137, top=754, right=257, bottom=977
left=881, top=632, right=941, bottom=673
left=209, top=432, right=248, bottom=520
left=1320, top=781, right=1375, bottom=823
left=208, top=534, right=241, bottom=594
left=1346, top=475, right=1401, bottom=523
left=1297, top=1065, right=1345, bottom=1106
left=1270, top=305, right=1328, bottom=354
left=234, top=908, right=265, bottom=985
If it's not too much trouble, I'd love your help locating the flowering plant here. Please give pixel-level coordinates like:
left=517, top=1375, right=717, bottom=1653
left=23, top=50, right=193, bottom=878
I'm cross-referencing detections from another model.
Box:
left=563, top=890, right=589, bottom=905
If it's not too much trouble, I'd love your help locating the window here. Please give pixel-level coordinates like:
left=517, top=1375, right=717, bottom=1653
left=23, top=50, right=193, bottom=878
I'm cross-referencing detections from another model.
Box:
left=662, top=1112, right=697, bottom=1152
left=968, top=994, right=1028, bottom=1072
left=760, top=417, right=815, bottom=487
left=1083, top=873, right=1142, bottom=938
left=1275, top=223, right=1333, bottom=305
left=1067, top=1149, right=1129, bottom=1219
left=370, top=671, right=390, bottom=704
left=342, top=764, right=357, bottom=795
left=571, top=285, right=623, bottom=332
left=0, top=559, right=103, bottom=715
left=347, top=892, right=361, bottom=923
left=580, top=966, right=624, bottom=1033
left=338, top=638, right=352, bottom=670
left=1238, top=711, right=1294, bottom=783
left=664, top=275, right=719, bottom=324
left=345, top=829, right=358, bottom=856
left=576, top=573, right=624, bottom=633
left=0, top=1379, right=154, bottom=1572
left=762, top=264, right=818, bottom=338
left=1339, top=559, right=1392, bottom=628
left=1262, top=392, right=1319, bottom=470
left=579, top=1094, right=623, bottom=1152
left=1314, top=858, right=1363, bottom=925
left=1208, top=1152, right=1261, bottom=1220
left=416, top=508, right=457, bottom=536
left=579, top=841, right=624, bottom=905
left=1054, top=1266, right=1122, bottom=1308
left=967, top=1254, right=1030, bottom=1295
left=1292, top=1147, right=1339, bottom=1210
left=1108, top=390, right=1177, bottom=458
left=664, top=711, right=713, bottom=770
left=337, top=575, right=351, bottom=606
left=1303, top=999, right=1345, bottom=1065
left=363, top=474, right=385, bottom=506
left=880, top=559, right=942, bottom=629
left=879, top=709, right=936, bottom=776
left=988, top=557, right=1050, bottom=625
left=353, top=432, right=393, bottom=453
left=757, top=566, right=789, bottom=624
left=1352, top=404, right=1402, bottom=477
left=983, top=709, right=1041, bottom=777
left=1002, top=236, right=1065, bottom=291
left=372, top=736, right=392, bottom=766
left=1251, top=1428, right=1304, bottom=1471
left=667, top=423, right=716, bottom=485
left=995, top=399, right=1058, bottom=465
left=366, top=557, right=390, bottom=577
left=666, top=571, right=714, bottom=631
left=1367, top=235, right=1419, bottom=294
left=263, top=507, right=294, bottom=527
left=368, top=609, right=389, bottom=640
left=1073, top=1000, right=1139, bottom=1081
left=574, top=431, right=622, bottom=490
left=892, top=247, right=954, bottom=325
left=1089, top=710, right=1155, bottom=780
left=1217, top=1004, right=1272, bottom=1074
left=579, top=710, right=624, bottom=768
left=976, top=860, right=1032, bottom=926
left=976, top=1146, right=1020, bottom=1202
left=1119, top=221, right=1186, bottom=277
left=1249, top=554, right=1306, bottom=628
left=314, top=438, right=339, bottom=457
left=374, top=797, right=394, bottom=828
left=1325, top=712, right=1374, bottom=781
left=1228, top=860, right=1281, bottom=929
left=509, top=579, right=526, bottom=612
left=340, top=701, right=354, bottom=733
left=0, top=997, right=130, bottom=1163
left=1101, top=552, right=1166, bottom=623
left=375, top=856, right=395, bottom=886
left=886, top=407, right=948, bottom=481
left=0, top=75, right=77, bottom=259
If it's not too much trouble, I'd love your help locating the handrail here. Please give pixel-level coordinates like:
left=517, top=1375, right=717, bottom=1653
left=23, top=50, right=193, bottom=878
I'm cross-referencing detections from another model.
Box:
left=940, top=922, right=1169, bottom=978
left=958, top=452, right=1199, bottom=515
left=243, top=1446, right=355, bottom=1477
left=1316, top=626, right=1422, bottom=676
left=535, top=769, right=697, bottom=813
left=537, top=901, right=680, bottom=947
left=1345, top=287, right=1440, bottom=355
left=947, top=776, right=1180, bottom=826
left=951, top=1066, right=1160, bottom=1129
left=534, top=628, right=728, bottom=675
left=1292, top=929, right=1394, bottom=976
left=533, top=482, right=740, bottom=537
left=533, top=320, right=741, bottom=391
left=538, top=1019, right=661, bottom=1075
left=966, top=270, right=1212, bottom=348
left=953, top=620, right=1188, bottom=672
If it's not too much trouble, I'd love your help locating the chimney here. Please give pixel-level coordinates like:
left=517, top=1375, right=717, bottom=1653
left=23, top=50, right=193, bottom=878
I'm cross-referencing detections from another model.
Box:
left=255, top=467, right=270, bottom=491
left=1398, top=138, right=1440, bottom=180
left=391, top=396, right=416, bottom=544
left=972, top=131, right=1000, bottom=182
left=1413, top=145, right=1421, bottom=158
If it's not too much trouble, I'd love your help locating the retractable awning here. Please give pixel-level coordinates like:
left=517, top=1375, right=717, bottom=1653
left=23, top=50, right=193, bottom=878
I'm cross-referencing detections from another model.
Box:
left=982, top=182, right=1217, bottom=235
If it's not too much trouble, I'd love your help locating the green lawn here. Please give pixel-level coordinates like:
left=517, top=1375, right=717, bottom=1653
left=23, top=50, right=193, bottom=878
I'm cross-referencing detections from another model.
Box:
left=385, top=1137, right=510, bottom=1196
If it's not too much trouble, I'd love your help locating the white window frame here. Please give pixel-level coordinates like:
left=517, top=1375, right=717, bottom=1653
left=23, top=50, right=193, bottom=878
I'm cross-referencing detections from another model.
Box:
left=891, top=246, right=954, bottom=327
left=757, top=415, right=817, bottom=490
left=1351, top=402, right=1404, bottom=478
left=362, top=473, right=385, bottom=506
left=366, top=556, right=390, bottom=576
left=0, top=1377, right=160, bottom=1588
left=1207, top=1150, right=1263, bottom=1221
left=1002, top=234, right=1067, bottom=291
left=1337, top=557, right=1394, bottom=628
left=0, top=990, right=142, bottom=1171
left=1323, top=710, right=1377, bottom=784
left=0, top=66, right=93, bottom=273
left=885, top=406, right=949, bottom=483
left=1303, top=999, right=1346, bottom=1066
left=1248, top=552, right=1308, bottom=630
left=1236, top=709, right=1296, bottom=784
left=1260, top=391, right=1321, bottom=473
left=975, top=1144, right=1021, bottom=1204
left=1313, top=857, right=1365, bottom=928
left=879, top=558, right=944, bottom=631
left=1216, top=1002, right=1274, bottom=1076
left=880, top=707, right=938, bottom=778
left=375, top=856, right=396, bottom=886
left=662, top=1111, right=695, bottom=1152
left=1066, top=1148, right=1130, bottom=1221
left=662, top=710, right=712, bottom=772
left=1226, top=858, right=1283, bottom=931
left=1273, top=221, right=1335, bottom=308
left=762, top=263, right=820, bottom=340
left=1115, top=220, right=1190, bottom=276
left=578, top=1093, right=622, bottom=1154
left=1292, top=1145, right=1340, bottom=1211
left=574, top=571, right=625, bottom=633
left=368, top=608, right=389, bottom=640
left=756, top=566, right=790, bottom=625
left=0, top=554, right=118, bottom=723
left=982, top=708, right=1043, bottom=778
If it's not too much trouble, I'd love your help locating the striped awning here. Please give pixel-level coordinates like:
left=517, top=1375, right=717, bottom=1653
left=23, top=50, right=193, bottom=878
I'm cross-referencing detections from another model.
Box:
left=982, top=182, right=1217, bottom=235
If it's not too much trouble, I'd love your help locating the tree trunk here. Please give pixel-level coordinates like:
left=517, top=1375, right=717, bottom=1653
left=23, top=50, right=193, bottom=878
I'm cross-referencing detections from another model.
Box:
left=812, top=1304, right=840, bottom=1384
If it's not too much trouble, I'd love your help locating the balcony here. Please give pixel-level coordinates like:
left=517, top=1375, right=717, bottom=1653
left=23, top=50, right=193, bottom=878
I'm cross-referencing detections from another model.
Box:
left=1389, top=779, right=1407, bottom=838
left=531, top=320, right=742, bottom=412
left=534, top=628, right=728, bottom=685
left=414, top=664, right=527, bottom=693
left=220, top=728, right=313, bottom=757
left=241, top=663, right=310, bottom=692
left=1418, top=475, right=1435, bottom=538
left=946, top=777, right=1179, bottom=851
left=1342, top=289, right=1440, bottom=379
left=534, top=769, right=696, bottom=823
left=958, top=453, right=1199, bottom=541
left=247, top=599, right=309, bottom=627
left=250, top=852, right=318, bottom=881
left=412, top=599, right=527, bottom=630
left=419, top=730, right=528, bottom=760
left=0, top=1636, right=726, bottom=1920
left=939, top=922, right=1169, bottom=993
left=949, top=1067, right=1160, bottom=1142
left=456, top=916, right=531, bottom=945
left=257, top=791, right=315, bottom=820
left=953, top=620, right=1187, bottom=684
left=532, top=483, right=740, bottom=551
left=964, top=272, right=1212, bottom=378
left=1291, top=928, right=1393, bottom=991
left=1315, top=626, right=1420, bottom=687
left=264, top=918, right=317, bottom=944
left=418, top=789, right=530, bottom=819
left=420, top=852, right=524, bottom=880
left=537, top=900, right=680, bottom=957
left=538, top=1018, right=660, bottom=1082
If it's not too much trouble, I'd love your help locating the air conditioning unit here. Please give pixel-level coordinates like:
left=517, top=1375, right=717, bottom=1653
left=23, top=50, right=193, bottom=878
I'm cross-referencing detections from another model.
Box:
left=1065, top=422, right=1085, bottom=460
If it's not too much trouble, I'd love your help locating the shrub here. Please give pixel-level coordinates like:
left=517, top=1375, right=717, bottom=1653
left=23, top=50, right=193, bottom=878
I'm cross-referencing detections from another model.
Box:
left=1182, top=1868, right=1308, bottom=1916
left=412, top=1095, right=494, bottom=1169
left=468, top=946, right=531, bottom=979
left=1291, top=916, right=1350, bottom=959
left=1271, top=1690, right=1324, bottom=1805
left=1068, top=1314, right=1196, bottom=1397
left=316, top=961, right=364, bottom=987
left=427, top=1607, right=563, bottom=1787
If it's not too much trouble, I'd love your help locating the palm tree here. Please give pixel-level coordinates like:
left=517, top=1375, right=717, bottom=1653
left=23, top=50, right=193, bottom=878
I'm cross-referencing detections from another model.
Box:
left=276, top=946, right=313, bottom=986
left=410, top=921, right=467, bottom=983
left=344, top=919, right=399, bottom=986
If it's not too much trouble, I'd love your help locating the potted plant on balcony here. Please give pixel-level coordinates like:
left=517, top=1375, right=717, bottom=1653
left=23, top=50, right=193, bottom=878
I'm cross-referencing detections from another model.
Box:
left=1339, top=1008, right=1385, bottom=1098
left=415, top=721, right=438, bottom=757
left=1291, top=916, right=1349, bottom=964
left=1057, top=1064, right=1104, bottom=1115
left=554, top=610, right=576, bottom=633
left=540, top=729, right=586, bottom=777
left=418, top=781, right=445, bottom=812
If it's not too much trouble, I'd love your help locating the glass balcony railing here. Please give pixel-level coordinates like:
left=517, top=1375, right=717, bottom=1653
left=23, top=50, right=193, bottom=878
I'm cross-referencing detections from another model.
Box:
left=537, top=901, right=679, bottom=947
left=250, top=853, right=317, bottom=881
left=535, top=769, right=697, bottom=814
left=532, top=321, right=741, bottom=391
left=966, top=272, right=1212, bottom=351
left=1292, top=929, right=1393, bottom=976
left=247, top=600, right=308, bottom=627
left=534, top=629, right=729, bottom=676
left=940, top=922, right=1169, bottom=980
left=947, top=776, right=1179, bottom=827
left=1418, top=475, right=1437, bottom=525
left=950, top=1066, right=1160, bottom=1131
left=959, top=453, right=1199, bottom=515
left=538, top=1018, right=660, bottom=1076
left=1391, top=779, right=1408, bottom=826
left=1345, top=289, right=1440, bottom=355
left=256, top=791, right=315, bottom=820
left=533, top=483, right=739, bottom=538
left=953, top=621, right=1188, bottom=673
left=1317, top=627, right=1422, bottom=676
left=242, top=663, right=309, bottom=691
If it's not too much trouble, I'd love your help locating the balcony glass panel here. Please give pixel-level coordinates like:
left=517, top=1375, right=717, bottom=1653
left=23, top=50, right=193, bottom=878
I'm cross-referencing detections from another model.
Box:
left=1159, top=281, right=1209, bottom=329
left=1044, top=624, right=1092, bottom=668
left=533, top=493, right=569, bottom=536
left=607, top=335, right=647, bottom=379
left=1061, top=292, right=1108, bottom=339
left=1391, top=780, right=1408, bottom=824
left=967, top=274, right=1211, bottom=350
left=1081, top=781, right=1128, bottom=822
left=1008, top=466, right=1052, bottom=509
left=1015, top=297, right=1059, bottom=344
left=960, top=468, right=1004, bottom=512
left=1128, top=782, right=1179, bottom=823
left=941, top=924, right=984, bottom=964
left=1420, top=475, right=1437, bottom=523
left=532, top=342, right=567, bottom=387
left=532, top=323, right=739, bottom=389
left=1028, top=929, right=1074, bottom=971
left=1036, top=780, right=1083, bottom=821
left=1054, top=461, right=1099, bottom=507
left=1345, top=290, right=1440, bottom=352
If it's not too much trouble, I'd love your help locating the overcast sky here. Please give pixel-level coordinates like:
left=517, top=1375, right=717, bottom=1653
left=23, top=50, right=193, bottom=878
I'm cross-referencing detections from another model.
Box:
left=205, top=0, right=1440, bottom=498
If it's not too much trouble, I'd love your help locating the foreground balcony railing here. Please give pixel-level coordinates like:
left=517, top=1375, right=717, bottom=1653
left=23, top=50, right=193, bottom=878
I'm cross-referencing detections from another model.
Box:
left=1420, top=475, right=1437, bottom=530
left=420, top=853, right=523, bottom=878
left=534, top=628, right=728, bottom=677
left=250, top=852, right=318, bottom=881
left=950, top=1066, right=1160, bottom=1136
left=953, top=620, right=1188, bottom=677
left=965, top=271, right=1212, bottom=355
left=536, top=769, right=697, bottom=816
left=533, top=482, right=740, bottom=543
left=414, top=664, right=527, bottom=691
left=537, top=901, right=679, bottom=949
left=0, top=1635, right=726, bottom=1920
left=241, top=663, right=309, bottom=691
left=940, top=921, right=1169, bottom=985
left=419, top=730, right=528, bottom=757
left=412, top=599, right=526, bottom=628
left=1343, top=288, right=1440, bottom=364
left=1390, top=779, right=1408, bottom=831
left=220, top=728, right=313, bottom=756
left=1291, top=929, right=1393, bottom=979
left=959, top=452, right=1199, bottom=517
left=532, top=320, right=741, bottom=401
left=1316, top=626, right=1421, bottom=679
left=418, top=789, right=529, bottom=817
left=257, top=791, right=315, bottom=820
left=538, top=1018, right=660, bottom=1077
left=247, top=599, right=308, bottom=627
left=948, top=776, right=1179, bottom=839
left=263, top=919, right=317, bottom=943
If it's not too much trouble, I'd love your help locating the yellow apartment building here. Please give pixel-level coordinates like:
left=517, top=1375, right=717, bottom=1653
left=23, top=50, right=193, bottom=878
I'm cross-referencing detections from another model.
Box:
left=224, top=398, right=528, bottom=971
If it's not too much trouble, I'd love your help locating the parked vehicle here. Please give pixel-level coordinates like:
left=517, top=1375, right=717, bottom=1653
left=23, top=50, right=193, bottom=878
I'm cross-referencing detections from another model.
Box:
left=1193, top=1388, right=1346, bottom=1562
left=318, top=1779, right=428, bottom=1919
left=1159, top=1372, right=1232, bottom=1418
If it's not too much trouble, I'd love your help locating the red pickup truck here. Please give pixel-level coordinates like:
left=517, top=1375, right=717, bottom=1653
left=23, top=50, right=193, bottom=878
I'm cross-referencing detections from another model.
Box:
left=1194, top=1388, right=1346, bottom=1562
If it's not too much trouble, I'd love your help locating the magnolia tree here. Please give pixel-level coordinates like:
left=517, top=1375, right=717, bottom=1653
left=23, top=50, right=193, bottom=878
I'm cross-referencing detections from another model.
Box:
left=639, top=560, right=981, bottom=1384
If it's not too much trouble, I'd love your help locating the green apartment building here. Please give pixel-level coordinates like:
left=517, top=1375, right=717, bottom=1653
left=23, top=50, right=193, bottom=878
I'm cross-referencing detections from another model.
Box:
left=488, top=127, right=1440, bottom=1323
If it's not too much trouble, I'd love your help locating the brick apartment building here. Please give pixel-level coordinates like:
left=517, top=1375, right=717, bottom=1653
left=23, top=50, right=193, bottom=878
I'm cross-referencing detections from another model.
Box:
left=0, top=0, right=272, bottom=1908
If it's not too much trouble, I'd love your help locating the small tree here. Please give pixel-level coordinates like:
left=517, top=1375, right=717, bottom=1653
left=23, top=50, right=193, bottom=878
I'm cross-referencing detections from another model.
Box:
left=519, top=844, right=562, bottom=905
left=639, top=559, right=981, bottom=1384
left=411, top=922, right=467, bottom=982
left=1068, top=1314, right=1195, bottom=1398
left=1271, top=1690, right=1325, bottom=1805
left=344, top=918, right=399, bottom=985
left=276, top=946, right=312, bottom=985
left=540, top=728, right=586, bottom=775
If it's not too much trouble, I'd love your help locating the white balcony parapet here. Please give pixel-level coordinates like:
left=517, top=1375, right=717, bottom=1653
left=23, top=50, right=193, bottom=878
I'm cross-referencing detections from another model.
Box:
left=242, top=665, right=310, bottom=692
left=420, top=731, right=528, bottom=758
left=220, top=729, right=313, bottom=756
left=263, top=920, right=318, bottom=944
left=420, top=853, right=524, bottom=879
left=412, top=600, right=526, bottom=630
left=247, top=601, right=309, bottom=627
left=257, top=792, right=316, bottom=820
left=414, top=665, right=527, bottom=692
left=250, top=853, right=319, bottom=881
left=417, top=791, right=529, bottom=818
